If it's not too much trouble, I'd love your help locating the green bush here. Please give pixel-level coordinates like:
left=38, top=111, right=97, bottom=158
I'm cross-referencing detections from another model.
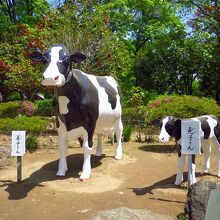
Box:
left=6, top=92, right=21, bottom=101
left=123, top=125, right=134, bottom=142
left=122, top=106, right=147, bottom=127
left=146, top=95, right=220, bottom=124
left=0, top=101, right=21, bottom=118
left=0, top=116, right=48, bottom=135
left=26, top=134, right=39, bottom=151
left=34, top=99, right=54, bottom=116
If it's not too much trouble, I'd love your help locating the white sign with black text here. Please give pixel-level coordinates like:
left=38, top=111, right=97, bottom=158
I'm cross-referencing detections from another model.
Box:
left=181, top=120, right=201, bottom=155
left=11, top=131, right=26, bottom=156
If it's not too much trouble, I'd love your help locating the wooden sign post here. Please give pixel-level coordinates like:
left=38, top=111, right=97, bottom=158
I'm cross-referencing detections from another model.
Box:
left=11, top=131, right=26, bottom=183
left=181, top=120, right=201, bottom=187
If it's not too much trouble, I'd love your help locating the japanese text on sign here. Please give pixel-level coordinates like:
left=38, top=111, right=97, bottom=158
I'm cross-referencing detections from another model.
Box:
left=11, top=131, right=26, bottom=156
left=181, top=120, right=201, bottom=155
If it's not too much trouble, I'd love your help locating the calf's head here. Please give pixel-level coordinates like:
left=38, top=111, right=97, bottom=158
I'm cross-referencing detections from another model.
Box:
left=29, top=44, right=86, bottom=87
left=158, top=116, right=181, bottom=142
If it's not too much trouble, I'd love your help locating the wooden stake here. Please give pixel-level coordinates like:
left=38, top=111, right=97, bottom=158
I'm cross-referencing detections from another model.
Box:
left=17, top=156, right=22, bottom=183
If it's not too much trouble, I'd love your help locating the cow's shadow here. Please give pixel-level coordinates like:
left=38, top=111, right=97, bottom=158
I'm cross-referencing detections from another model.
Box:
left=130, top=173, right=188, bottom=196
left=138, top=144, right=177, bottom=154
left=0, top=153, right=105, bottom=200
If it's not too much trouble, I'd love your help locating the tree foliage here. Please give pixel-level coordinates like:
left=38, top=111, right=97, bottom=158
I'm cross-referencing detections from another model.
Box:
left=177, top=0, right=220, bottom=101
left=0, top=0, right=219, bottom=105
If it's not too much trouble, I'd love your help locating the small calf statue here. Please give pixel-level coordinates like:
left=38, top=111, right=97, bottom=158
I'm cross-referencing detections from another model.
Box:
left=30, top=44, right=123, bottom=180
left=159, top=115, right=220, bottom=185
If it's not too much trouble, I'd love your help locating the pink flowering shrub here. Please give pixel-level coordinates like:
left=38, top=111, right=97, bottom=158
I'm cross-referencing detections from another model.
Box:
left=18, top=101, right=35, bottom=116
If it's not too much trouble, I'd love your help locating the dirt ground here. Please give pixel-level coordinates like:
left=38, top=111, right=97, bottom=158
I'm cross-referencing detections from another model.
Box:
left=0, top=135, right=219, bottom=220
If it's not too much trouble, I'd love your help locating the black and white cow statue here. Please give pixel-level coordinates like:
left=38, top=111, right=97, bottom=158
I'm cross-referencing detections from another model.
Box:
left=159, top=115, right=220, bottom=185
left=30, top=44, right=123, bottom=180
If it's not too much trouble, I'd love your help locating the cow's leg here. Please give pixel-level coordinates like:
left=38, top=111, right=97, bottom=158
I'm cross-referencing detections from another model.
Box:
left=203, top=140, right=211, bottom=174
left=215, top=142, right=220, bottom=177
left=95, top=134, right=103, bottom=156
left=115, top=118, right=123, bottom=160
left=217, top=149, right=220, bottom=177
left=80, top=130, right=93, bottom=180
left=191, top=155, right=197, bottom=184
left=175, top=153, right=186, bottom=185
left=57, top=134, right=68, bottom=176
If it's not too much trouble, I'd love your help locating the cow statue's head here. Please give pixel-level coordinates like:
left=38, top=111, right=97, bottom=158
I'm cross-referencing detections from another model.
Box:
left=29, top=44, right=86, bottom=87
left=158, top=116, right=181, bottom=142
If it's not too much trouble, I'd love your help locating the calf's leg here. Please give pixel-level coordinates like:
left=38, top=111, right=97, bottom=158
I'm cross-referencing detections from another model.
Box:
left=114, top=118, right=123, bottom=160
left=189, top=155, right=197, bottom=185
left=216, top=143, right=220, bottom=177
left=175, top=153, right=186, bottom=185
left=202, top=140, right=211, bottom=174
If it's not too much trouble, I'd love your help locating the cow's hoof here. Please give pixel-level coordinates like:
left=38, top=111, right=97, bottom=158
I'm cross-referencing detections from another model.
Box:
left=174, top=180, right=182, bottom=186
left=114, top=155, right=122, bottom=160
left=79, top=173, right=91, bottom=181
left=95, top=151, right=103, bottom=157
left=202, top=171, right=210, bottom=176
left=56, top=175, right=66, bottom=179
left=79, top=177, right=91, bottom=182
left=56, top=170, right=67, bottom=177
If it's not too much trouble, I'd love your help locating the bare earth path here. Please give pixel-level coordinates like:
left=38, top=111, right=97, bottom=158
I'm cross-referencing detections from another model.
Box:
left=0, top=136, right=219, bottom=220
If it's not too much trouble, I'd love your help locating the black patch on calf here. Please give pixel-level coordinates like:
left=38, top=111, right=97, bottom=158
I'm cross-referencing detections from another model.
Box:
left=198, top=117, right=211, bottom=139
left=192, top=155, right=196, bottom=165
left=96, top=77, right=117, bottom=109
left=177, top=144, right=182, bottom=157
left=174, top=119, right=181, bottom=141
left=163, top=116, right=175, bottom=137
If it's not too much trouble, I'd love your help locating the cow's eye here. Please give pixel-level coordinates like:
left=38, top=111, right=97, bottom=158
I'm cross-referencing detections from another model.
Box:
left=61, top=57, right=69, bottom=65
left=42, top=56, right=50, bottom=64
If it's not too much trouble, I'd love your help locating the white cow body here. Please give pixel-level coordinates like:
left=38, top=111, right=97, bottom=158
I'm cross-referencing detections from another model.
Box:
left=30, top=44, right=123, bottom=180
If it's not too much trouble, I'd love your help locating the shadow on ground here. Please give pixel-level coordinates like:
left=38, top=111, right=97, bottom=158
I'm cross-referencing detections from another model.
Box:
left=138, top=144, right=177, bottom=154
left=130, top=173, right=188, bottom=196
left=0, top=153, right=105, bottom=200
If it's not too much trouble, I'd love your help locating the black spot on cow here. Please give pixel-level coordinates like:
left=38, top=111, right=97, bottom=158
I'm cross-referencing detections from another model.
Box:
left=55, top=70, right=99, bottom=137
left=57, top=47, right=71, bottom=77
left=198, top=117, right=211, bottom=139
left=96, top=77, right=117, bottom=110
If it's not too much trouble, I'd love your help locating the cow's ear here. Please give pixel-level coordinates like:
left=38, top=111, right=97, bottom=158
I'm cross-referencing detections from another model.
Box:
left=70, top=52, right=86, bottom=63
left=152, top=118, right=161, bottom=126
left=29, top=50, right=43, bottom=62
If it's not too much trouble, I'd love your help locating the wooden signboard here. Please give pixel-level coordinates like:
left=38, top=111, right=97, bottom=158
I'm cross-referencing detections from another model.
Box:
left=11, top=130, right=26, bottom=183
left=11, top=131, right=26, bottom=156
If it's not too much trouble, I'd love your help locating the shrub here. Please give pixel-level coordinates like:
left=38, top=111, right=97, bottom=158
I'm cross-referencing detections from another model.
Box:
left=6, top=92, right=21, bottom=101
left=34, top=99, right=54, bottom=116
left=146, top=95, right=220, bottom=124
left=0, top=116, right=48, bottom=135
left=18, top=101, right=36, bottom=116
left=122, top=106, right=147, bottom=127
left=123, top=125, right=134, bottom=142
left=26, top=134, right=39, bottom=151
left=0, top=101, right=21, bottom=118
